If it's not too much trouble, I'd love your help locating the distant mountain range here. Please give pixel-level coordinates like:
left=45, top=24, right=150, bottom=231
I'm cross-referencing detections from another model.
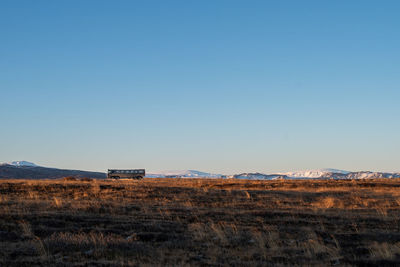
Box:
left=150, top=168, right=400, bottom=180
left=1, top=162, right=400, bottom=180
left=145, top=170, right=222, bottom=178
left=231, top=169, right=400, bottom=180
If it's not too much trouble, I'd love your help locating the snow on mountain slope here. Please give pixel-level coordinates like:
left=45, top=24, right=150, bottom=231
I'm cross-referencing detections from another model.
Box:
left=146, top=170, right=223, bottom=178
left=280, top=168, right=350, bottom=178
left=346, top=171, right=400, bottom=179
left=2, top=161, right=38, bottom=167
left=230, top=173, right=287, bottom=180
left=229, top=170, right=400, bottom=180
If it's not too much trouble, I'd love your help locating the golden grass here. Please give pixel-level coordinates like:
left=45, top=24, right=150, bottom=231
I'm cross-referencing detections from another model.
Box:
left=1, top=178, right=400, bottom=265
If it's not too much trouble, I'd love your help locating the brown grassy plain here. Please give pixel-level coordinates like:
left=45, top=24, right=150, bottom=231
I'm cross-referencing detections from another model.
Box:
left=1, top=178, right=400, bottom=266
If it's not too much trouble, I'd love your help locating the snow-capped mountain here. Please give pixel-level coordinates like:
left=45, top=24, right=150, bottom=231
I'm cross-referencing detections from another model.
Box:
left=229, top=173, right=286, bottom=180
left=280, top=168, right=350, bottom=178
left=345, top=171, right=400, bottom=179
left=2, top=161, right=38, bottom=167
left=145, top=170, right=223, bottom=178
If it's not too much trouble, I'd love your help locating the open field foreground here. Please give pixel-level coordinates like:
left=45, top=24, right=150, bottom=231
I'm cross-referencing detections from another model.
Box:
left=1, top=179, right=400, bottom=266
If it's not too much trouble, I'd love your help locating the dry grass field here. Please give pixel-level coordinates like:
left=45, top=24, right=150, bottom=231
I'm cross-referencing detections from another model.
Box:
left=1, top=178, right=400, bottom=266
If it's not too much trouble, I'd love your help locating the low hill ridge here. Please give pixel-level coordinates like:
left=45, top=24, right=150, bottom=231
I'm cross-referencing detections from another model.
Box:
left=0, top=162, right=105, bottom=179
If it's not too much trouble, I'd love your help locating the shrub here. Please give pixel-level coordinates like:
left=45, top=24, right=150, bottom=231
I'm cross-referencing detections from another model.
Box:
left=63, top=176, right=77, bottom=181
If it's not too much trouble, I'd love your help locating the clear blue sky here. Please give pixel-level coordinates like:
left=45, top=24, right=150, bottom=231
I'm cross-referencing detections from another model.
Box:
left=1, top=1, right=399, bottom=173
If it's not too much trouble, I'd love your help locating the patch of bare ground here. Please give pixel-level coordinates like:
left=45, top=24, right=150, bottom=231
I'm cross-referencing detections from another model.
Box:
left=1, top=178, right=400, bottom=266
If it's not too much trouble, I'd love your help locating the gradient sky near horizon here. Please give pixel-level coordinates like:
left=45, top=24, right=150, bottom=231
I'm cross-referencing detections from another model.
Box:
left=1, top=1, right=399, bottom=174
